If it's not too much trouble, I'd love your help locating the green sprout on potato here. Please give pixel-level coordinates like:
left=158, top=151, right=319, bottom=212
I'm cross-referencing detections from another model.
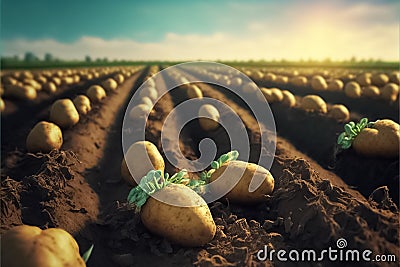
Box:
left=82, top=244, right=94, bottom=263
left=337, top=118, right=375, bottom=149
left=127, top=150, right=239, bottom=208
left=200, top=150, right=239, bottom=181
left=127, top=169, right=188, bottom=208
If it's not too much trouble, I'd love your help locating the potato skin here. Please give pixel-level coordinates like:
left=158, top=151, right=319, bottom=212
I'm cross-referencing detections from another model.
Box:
left=353, top=119, right=399, bottom=158
left=328, top=104, right=350, bottom=122
left=86, top=85, right=106, bottom=103
left=381, top=83, right=399, bottom=102
left=73, top=95, right=91, bottom=115
left=362, top=85, right=380, bottom=98
left=327, top=79, right=344, bottom=91
left=141, top=184, right=216, bottom=246
left=300, top=95, right=327, bottom=113
left=310, top=75, right=328, bottom=91
left=198, top=104, right=220, bottom=131
left=102, top=78, right=118, bottom=91
left=26, top=121, right=63, bottom=153
left=270, top=88, right=284, bottom=102
left=1, top=225, right=85, bottom=267
left=210, top=160, right=274, bottom=203
left=122, top=141, right=165, bottom=186
left=50, top=99, right=80, bottom=128
left=281, top=90, right=296, bottom=107
left=344, top=82, right=362, bottom=98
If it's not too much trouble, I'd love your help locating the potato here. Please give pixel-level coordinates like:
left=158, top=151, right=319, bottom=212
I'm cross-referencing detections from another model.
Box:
left=388, top=71, right=399, bottom=84
left=327, top=79, right=344, bottom=91
left=26, top=121, right=63, bottom=153
left=275, top=75, right=288, bottom=84
left=102, top=78, right=118, bottom=91
left=356, top=73, right=371, bottom=86
left=73, top=75, right=80, bottom=83
left=270, top=88, right=284, bottom=102
left=141, top=183, right=216, bottom=246
left=61, top=77, right=74, bottom=85
left=265, top=73, right=276, bottom=82
left=3, top=76, right=18, bottom=85
left=5, top=85, right=37, bottom=100
left=23, top=79, right=42, bottom=90
left=353, top=119, right=399, bottom=158
left=114, top=74, right=125, bottom=84
left=362, top=85, right=380, bottom=98
left=129, top=104, right=152, bottom=120
left=328, top=104, right=350, bottom=122
left=52, top=77, right=62, bottom=86
left=310, top=75, right=328, bottom=90
left=257, top=88, right=271, bottom=102
left=86, top=85, right=106, bottom=103
left=290, top=76, right=308, bottom=87
left=1, top=225, right=85, bottom=267
left=231, top=77, right=243, bottom=87
left=210, top=160, right=274, bottom=203
left=344, top=82, right=362, bottom=98
left=381, top=83, right=399, bottom=102
left=122, top=141, right=165, bottom=185
left=73, top=95, right=91, bottom=115
left=300, top=95, right=327, bottom=113
left=281, top=90, right=296, bottom=107
left=198, top=104, right=220, bottom=131
left=139, top=96, right=154, bottom=107
left=139, top=87, right=158, bottom=101
left=242, top=82, right=258, bottom=94
left=42, top=82, right=57, bottom=94
left=252, top=71, right=264, bottom=80
left=371, top=73, right=389, bottom=86
left=186, top=85, right=203, bottom=99
left=0, top=98, right=5, bottom=112
left=50, top=99, right=80, bottom=128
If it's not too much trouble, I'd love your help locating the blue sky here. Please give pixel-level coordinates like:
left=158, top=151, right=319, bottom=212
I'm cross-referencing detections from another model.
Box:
left=1, top=0, right=399, bottom=60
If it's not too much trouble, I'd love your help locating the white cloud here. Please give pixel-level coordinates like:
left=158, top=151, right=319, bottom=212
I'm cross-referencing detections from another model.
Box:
left=2, top=2, right=398, bottom=61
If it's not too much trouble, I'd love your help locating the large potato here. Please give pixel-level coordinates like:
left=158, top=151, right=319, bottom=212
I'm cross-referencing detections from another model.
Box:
left=198, top=104, right=220, bottom=131
left=300, top=95, right=327, bottom=113
left=328, top=104, right=350, bottom=122
left=381, top=83, right=399, bottom=102
left=102, top=78, right=118, bottom=91
left=86, top=85, right=106, bottom=103
left=141, top=183, right=216, bottom=246
left=1, top=225, right=85, bottom=267
left=50, top=99, right=80, bottom=128
left=310, top=75, right=328, bottom=91
left=353, top=119, right=399, bottom=158
left=121, top=141, right=165, bottom=186
left=344, top=82, right=362, bottom=98
left=210, top=160, right=274, bottom=203
left=73, top=95, right=91, bottom=115
left=26, top=121, right=63, bottom=153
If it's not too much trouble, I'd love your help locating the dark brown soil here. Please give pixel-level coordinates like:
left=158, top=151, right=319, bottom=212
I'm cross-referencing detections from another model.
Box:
left=1, top=66, right=399, bottom=267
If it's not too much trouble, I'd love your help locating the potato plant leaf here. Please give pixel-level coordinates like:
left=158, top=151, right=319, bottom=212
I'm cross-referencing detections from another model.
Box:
left=82, top=244, right=94, bottom=263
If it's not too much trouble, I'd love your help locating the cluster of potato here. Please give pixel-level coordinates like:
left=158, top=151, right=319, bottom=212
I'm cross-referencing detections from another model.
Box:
left=25, top=67, right=142, bottom=153
left=300, top=95, right=350, bottom=121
